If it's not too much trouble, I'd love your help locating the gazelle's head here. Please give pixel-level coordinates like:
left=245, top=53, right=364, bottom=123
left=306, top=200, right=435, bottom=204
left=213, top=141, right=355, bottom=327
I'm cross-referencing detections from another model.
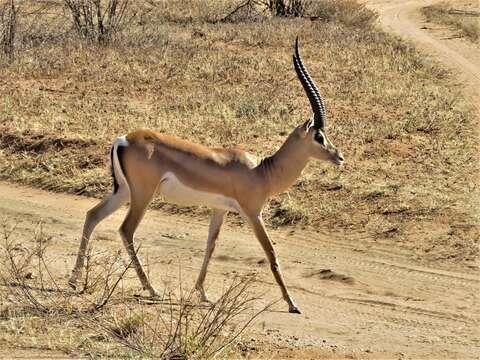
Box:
left=292, top=38, right=344, bottom=166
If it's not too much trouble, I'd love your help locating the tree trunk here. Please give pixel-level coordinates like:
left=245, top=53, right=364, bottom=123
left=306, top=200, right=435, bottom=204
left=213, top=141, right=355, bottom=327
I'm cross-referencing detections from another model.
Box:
left=268, top=0, right=305, bottom=17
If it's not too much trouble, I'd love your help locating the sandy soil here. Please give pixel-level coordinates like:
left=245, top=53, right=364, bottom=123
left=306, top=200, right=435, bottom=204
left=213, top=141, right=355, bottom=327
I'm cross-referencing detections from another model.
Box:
left=1, top=180, right=478, bottom=359
left=1, top=1, right=479, bottom=359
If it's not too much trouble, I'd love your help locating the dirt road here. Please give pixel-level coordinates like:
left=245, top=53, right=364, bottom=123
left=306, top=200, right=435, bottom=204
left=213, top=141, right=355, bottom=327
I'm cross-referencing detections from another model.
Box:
left=367, top=0, right=480, bottom=116
left=1, top=181, right=478, bottom=358
left=1, top=1, right=479, bottom=359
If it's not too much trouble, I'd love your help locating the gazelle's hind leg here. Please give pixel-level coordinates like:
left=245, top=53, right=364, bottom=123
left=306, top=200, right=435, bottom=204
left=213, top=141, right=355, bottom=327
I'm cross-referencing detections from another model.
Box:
left=69, top=186, right=129, bottom=289
left=195, top=209, right=226, bottom=302
left=119, top=181, right=159, bottom=297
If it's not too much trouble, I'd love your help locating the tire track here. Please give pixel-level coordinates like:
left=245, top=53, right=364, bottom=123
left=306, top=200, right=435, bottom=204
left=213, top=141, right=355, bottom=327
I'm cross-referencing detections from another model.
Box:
left=286, top=233, right=479, bottom=287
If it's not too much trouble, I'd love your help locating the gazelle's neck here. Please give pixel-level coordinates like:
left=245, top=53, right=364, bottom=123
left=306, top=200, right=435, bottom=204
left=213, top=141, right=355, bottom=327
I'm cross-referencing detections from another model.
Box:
left=256, top=131, right=310, bottom=197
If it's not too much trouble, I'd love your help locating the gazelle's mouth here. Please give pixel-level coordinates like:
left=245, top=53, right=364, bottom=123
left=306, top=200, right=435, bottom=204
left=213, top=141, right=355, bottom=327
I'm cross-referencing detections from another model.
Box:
left=330, top=152, right=344, bottom=166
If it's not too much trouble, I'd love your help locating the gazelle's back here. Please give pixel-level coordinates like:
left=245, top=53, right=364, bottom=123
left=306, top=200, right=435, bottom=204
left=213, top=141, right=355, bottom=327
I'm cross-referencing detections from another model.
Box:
left=122, top=130, right=259, bottom=199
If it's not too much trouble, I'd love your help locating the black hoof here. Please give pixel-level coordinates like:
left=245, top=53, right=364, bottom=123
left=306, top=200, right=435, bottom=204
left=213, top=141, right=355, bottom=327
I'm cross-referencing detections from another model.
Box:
left=289, top=307, right=302, bottom=314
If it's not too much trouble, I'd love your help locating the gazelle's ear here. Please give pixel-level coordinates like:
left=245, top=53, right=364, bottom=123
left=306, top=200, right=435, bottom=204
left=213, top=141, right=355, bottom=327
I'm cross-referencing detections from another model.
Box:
left=301, top=118, right=315, bottom=137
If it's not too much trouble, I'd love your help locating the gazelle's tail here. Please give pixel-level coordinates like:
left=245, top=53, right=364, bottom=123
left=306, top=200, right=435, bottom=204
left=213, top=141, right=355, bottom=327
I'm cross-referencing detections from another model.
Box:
left=110, top=136, right=129, bottom=194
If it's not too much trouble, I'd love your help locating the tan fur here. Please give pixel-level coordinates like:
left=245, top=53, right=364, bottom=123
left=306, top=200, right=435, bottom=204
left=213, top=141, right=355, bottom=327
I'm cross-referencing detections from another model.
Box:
left=69, top=122, right=342, bottom=314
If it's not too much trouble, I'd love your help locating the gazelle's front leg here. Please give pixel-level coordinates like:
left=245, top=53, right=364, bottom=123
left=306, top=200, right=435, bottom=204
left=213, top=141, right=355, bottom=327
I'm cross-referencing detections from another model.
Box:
left=196, top=209, right=226, bottom=302
left=245, top=211, right=300, bottom=314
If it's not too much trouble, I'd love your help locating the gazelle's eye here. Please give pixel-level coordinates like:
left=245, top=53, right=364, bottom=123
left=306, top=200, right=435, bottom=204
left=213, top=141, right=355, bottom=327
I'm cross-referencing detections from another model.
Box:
left=314, top=132, right=325, bottom=145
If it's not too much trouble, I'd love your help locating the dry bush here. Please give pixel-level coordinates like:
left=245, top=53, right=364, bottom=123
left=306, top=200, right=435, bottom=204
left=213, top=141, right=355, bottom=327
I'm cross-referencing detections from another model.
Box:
left=0, top=221, right=271, bottom=358
left=86, top=276, right=272, bottom=359
left=0, top=1, right=69, bottom=61
left=63, top=0, right=132, bottom=44
left=0, top=1, right=154, bottom=52
left=0, top=220, right=131, bottom=313
left=223, top=0, right=377, bottom=25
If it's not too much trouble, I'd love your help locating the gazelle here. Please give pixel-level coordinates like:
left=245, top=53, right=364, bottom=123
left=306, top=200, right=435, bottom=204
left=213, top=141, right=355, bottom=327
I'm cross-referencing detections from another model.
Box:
left=69, top=39, right=344, bottom=314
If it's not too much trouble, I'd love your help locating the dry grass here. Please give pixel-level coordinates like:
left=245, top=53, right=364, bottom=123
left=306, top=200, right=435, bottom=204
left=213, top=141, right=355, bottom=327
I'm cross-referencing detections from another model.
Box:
left=307, top=0, right=378, bottom=28
left=0, top=221, right=272, bottom=358
left=0, top=0, right=478, bottom=263
left=422, top=1, right=480, bottom=42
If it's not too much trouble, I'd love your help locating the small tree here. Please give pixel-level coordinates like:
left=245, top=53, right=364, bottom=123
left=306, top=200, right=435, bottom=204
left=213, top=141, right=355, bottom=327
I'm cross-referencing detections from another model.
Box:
left=63, top=0, right=130, bottom=44
left=0, top=0, right=16, bottom=63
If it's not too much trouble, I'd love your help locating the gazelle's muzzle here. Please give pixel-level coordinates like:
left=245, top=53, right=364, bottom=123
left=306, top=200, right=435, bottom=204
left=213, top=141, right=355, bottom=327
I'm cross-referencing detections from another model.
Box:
left=332, top=149, right=344, bottom=166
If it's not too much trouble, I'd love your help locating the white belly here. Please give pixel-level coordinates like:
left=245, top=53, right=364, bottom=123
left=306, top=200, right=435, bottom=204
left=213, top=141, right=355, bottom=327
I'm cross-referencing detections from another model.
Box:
left=159, top=172, right=239, bottom=213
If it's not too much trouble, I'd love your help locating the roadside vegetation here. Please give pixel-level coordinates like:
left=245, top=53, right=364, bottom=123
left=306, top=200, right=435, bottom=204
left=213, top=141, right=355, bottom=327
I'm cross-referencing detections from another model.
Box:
left=0, top=0, right=477, bottom=266
left=0, top=221, right=273, bottom=358
left=422, top=1, right=480, bottom=42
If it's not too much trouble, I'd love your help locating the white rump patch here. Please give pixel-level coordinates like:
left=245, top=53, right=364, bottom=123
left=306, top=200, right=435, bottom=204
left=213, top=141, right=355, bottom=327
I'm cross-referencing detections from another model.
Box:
left=159, top=172, right=239, bottom=213
left=115, top=135, right=128, bottom=147
left=112, top=135, right=129, bottom=190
